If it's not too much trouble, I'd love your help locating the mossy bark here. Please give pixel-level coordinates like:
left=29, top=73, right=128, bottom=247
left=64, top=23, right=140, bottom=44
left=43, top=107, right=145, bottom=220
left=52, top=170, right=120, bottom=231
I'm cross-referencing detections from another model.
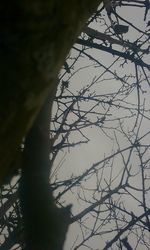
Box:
left=0, top=0, right=101, bottom=183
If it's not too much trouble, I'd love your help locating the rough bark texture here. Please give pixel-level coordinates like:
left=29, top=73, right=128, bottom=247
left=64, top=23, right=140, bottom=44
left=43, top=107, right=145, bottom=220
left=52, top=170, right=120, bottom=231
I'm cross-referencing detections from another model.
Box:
left=0, top=0, right=101, bottom=184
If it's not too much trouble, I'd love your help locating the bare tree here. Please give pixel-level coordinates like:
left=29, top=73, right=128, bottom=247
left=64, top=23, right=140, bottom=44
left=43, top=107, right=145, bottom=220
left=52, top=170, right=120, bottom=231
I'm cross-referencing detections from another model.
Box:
left=0, top=1, right=150, bottom=249
left=0, top=1, right=102, bottom=250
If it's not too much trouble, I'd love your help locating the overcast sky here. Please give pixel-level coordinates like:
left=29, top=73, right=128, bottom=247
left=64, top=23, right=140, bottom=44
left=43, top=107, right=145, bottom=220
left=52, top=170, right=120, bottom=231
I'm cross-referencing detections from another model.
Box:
left=50, top=2, right=150, bottom=250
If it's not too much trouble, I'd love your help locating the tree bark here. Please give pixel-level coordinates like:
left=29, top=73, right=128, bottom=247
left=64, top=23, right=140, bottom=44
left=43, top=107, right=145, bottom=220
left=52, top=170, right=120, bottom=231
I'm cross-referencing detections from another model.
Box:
left=0, top=0, right=101, bottom=184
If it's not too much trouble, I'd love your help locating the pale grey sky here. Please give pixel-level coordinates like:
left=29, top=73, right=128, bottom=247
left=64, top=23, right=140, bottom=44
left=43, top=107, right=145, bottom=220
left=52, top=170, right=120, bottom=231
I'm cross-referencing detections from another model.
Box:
left=51, top=2, right=150, bottom=250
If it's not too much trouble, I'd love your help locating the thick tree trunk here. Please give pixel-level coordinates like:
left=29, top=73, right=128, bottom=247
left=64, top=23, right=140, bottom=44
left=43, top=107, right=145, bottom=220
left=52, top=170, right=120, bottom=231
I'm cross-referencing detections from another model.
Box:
left=0, top=0, right=101, bottom=183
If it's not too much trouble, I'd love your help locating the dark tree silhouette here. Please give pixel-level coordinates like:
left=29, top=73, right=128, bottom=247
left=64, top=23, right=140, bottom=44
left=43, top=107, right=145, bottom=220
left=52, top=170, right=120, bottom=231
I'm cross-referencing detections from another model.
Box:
left=0, top=1, right=150, bottom=250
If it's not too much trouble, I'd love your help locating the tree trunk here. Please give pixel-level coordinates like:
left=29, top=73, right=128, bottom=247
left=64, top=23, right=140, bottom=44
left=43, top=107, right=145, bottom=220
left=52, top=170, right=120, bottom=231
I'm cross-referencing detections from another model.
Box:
left=0, top=0, right=101, bottom=184
left=19, top=94, right=72, bottom=250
